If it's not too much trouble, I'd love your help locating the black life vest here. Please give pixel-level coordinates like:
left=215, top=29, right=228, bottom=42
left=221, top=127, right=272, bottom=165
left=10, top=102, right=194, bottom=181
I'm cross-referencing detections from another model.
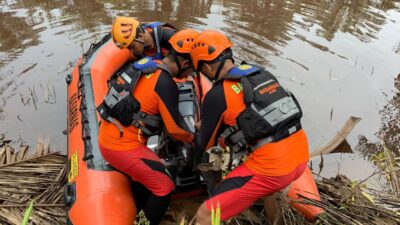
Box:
left=97, top=57, right=172, bottom=137
left=221, top=63, right=303, bottom=152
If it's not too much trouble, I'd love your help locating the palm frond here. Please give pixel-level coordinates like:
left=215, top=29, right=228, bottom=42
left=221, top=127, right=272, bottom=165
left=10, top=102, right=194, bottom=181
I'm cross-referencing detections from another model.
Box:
left=0, top=141, right=66, bottom=225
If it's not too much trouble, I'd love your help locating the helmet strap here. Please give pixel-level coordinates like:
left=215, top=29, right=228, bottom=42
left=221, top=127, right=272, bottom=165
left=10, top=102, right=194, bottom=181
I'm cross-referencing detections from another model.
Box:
left=134, top=38, right=147, bottom=48
left=211, top=49, right=233, bottom=81
left=171, top=52, right=193, bottom=78
left=213, top=59, right=227, bottom=81
left=173, top=53, right=182, bottom=76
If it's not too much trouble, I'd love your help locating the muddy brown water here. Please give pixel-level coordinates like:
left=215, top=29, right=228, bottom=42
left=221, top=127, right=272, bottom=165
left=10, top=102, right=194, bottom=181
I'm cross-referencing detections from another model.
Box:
left=0, top=0, right=399, bottom=182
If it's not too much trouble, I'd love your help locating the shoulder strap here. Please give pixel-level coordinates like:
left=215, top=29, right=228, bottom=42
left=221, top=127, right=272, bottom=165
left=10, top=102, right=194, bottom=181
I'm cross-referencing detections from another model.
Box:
left=133, top=57, right=159, bottom=74
left=225, top=64, right=260, bottom=80
left=119, top=65, right=142, bottom=93
left=240, top=68, right=280, bottom=106
left=152, top=25, right=163, bottom=59
left=157, top=63, right=173, bottom=77
left=141, top=21, right=162, bottom=29
left=133, top=57, right=172, bottom=77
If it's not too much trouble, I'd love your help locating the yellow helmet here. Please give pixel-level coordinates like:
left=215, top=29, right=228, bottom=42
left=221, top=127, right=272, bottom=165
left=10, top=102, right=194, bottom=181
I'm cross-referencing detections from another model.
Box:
left=111, top=17, right=140, bottom=49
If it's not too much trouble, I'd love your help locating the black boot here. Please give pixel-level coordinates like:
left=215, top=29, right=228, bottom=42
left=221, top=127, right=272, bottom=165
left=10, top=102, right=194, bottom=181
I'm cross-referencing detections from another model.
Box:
left=143, top=192, right=172, bottom=225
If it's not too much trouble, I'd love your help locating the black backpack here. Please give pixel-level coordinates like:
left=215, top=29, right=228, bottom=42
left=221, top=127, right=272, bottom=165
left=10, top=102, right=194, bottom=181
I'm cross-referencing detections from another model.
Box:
left=225, top=64, right=303, bottom=145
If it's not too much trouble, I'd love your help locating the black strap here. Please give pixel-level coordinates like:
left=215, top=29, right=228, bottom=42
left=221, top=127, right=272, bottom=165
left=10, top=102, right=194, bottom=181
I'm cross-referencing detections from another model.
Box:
left=220, top=125, right=247, bottom=153
left=153, top=26, right=163, bottom=59
left=221, top=122, right=302, bottom=154
left=273, top=121, right=302, bottom=142
left=132, top=120, right=158, bottom=136
left=214, top=59, right=226, bottom=81
left=229, top=131, right=246, bottom=150
left=157, top=63, right=173, bottom=76
left=97, top=103, right=124, bottom=137
left=117, top=65, right=142, bottom=93
left=220, top=125, right=239, bottom=139
left=132, top=111, right=162, bottom=128
left=109, top=117, right=124, bottom=138
left=173, top=53, right=182, bottom=75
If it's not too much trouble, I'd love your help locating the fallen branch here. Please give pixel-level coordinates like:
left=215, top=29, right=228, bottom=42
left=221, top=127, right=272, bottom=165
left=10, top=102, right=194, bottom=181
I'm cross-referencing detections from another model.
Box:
left=311, top=117, right=361, bottom=157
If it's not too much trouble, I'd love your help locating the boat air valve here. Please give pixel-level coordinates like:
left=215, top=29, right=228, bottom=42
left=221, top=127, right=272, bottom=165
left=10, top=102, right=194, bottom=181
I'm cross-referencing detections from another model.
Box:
left=66, top=74, right=72, bottom=85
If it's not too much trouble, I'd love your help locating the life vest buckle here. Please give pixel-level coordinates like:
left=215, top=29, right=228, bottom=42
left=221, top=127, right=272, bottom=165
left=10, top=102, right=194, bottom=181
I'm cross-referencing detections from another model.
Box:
left=220, top=125, right=239, bottom=139
left=139, top=111, right=146, bottom=118
left=132, top=120, right=141, bottom=128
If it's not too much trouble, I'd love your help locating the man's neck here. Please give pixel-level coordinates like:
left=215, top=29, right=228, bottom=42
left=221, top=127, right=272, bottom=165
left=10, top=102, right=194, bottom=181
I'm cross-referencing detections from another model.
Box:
left=217, top=60, right=235, bottom=81
left=144, top=30, right=154, bottom=50
left=180, top=68, right=195, bottom=78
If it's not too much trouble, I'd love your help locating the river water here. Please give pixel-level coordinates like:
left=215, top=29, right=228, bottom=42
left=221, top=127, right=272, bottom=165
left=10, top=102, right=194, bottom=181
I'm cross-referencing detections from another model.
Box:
left=0, top=0, right=399, bottom=181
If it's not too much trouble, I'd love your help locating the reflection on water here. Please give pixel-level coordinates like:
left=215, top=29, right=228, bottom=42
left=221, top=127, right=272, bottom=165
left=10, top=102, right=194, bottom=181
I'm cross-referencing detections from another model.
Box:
left=0, top=10, right=41, bottom=67
left=379, top=73, right=400, bottom=155
left=1, top=0, right=398, bottom=66
left=0, top=0, right=398, bottom=67
left=218, top=0, right=399, bottom=65
left=0, top=0, right=399, bottom=178
left=353, top=74, right=399, bottom=189
left=0, top=0, right=108, bottom=68
left=357, top=73, right=400, bottom=155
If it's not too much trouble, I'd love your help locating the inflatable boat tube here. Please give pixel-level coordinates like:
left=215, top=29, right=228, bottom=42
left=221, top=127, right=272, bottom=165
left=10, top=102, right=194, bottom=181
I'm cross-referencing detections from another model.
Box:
left=287, top=166, right=325, bottom=221
left=65, top=34, right=136, bottom=225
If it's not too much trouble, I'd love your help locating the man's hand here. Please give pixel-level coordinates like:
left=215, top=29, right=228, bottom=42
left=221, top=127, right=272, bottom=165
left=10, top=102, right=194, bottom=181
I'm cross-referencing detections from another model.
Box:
left=195, top=120, right=201, bottom=130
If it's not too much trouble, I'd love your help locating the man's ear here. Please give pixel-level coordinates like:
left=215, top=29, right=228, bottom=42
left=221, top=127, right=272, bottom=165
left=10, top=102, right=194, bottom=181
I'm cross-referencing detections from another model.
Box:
left=204, top=63, right=213, bottom=73
left=138, top=32, right=144, bottom=39
left=181, top=59, right=192, bottom=68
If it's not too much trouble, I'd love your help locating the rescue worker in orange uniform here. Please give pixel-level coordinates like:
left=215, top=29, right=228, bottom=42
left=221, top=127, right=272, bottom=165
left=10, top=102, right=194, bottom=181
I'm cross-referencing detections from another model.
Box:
left=97, top=29, right=200, bottom=225
left=167, top=29, right=206, bottom=123
left=111, top=16, right=177, bottom=60
left=168, top=29, right=202, bottom=93
left=190, top=30, right=310, bottom=224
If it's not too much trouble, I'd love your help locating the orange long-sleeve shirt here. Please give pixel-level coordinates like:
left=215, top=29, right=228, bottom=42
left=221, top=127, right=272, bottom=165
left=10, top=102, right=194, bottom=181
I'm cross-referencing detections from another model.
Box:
left=99, top=66, right=194, bottom=151
left=195, top=78, right=309, bottom=176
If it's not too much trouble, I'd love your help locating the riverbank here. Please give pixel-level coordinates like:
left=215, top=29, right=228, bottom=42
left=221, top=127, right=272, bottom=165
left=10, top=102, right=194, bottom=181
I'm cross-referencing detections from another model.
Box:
left=0, top=138, right=398, bottom=225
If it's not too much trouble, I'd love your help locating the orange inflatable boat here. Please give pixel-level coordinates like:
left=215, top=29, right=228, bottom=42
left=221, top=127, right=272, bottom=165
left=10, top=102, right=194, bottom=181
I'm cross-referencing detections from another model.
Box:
left=65, top=34, right=137, bottom=225
left=65, top=34, right=210, bottom=225
left=65, top=33, right=322, bottom=224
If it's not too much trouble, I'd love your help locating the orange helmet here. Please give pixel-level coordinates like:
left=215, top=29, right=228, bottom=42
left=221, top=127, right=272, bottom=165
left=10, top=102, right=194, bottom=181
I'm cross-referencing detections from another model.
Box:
left=111, top=16, right=140, bottom=49
left=190, top=30, right=233, bottom=69
left=169, top=29, right=200, bottom=55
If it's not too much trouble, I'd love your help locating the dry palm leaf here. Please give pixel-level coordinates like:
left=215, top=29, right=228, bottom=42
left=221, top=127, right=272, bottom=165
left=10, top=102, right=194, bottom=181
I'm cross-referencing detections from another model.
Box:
left=1, top=137, right=399, bottom=225
left=0, top=142, right=66, bottom=225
